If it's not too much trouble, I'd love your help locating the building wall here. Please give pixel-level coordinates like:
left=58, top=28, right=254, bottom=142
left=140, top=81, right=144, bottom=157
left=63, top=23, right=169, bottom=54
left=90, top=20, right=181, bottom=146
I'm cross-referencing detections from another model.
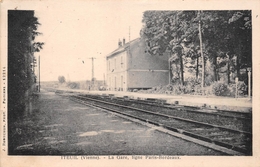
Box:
left=127, top=39, right=169, bottom=70
left=106, top=38, right=170, bottom=91
left=127, top=71, right=169, bottom=89
left=107, top=51, right=127, bottom=91
left=126, top=39, right=170, bottom=89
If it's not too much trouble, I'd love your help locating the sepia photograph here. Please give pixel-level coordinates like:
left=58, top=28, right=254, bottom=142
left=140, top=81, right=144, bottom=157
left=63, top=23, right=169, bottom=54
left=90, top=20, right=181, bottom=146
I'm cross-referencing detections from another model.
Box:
left=1, top=0, right=260, bottom=167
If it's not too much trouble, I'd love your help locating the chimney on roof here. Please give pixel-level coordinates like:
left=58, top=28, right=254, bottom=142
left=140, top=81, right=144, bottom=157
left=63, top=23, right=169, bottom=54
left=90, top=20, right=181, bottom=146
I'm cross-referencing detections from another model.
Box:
left=118, top=39, right=122, bottom=47
left=123, top=38, right=125, bottom=45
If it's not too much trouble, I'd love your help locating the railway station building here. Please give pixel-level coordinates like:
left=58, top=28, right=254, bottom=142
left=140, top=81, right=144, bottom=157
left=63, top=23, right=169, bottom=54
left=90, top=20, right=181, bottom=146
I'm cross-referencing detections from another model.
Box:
left=106, top=38, right=170, bottom=91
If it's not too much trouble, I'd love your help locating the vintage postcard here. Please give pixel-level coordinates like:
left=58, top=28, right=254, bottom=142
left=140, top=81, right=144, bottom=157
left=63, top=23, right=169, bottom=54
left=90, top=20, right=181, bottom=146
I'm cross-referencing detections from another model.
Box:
left=1, top=0, right=260, bottom=167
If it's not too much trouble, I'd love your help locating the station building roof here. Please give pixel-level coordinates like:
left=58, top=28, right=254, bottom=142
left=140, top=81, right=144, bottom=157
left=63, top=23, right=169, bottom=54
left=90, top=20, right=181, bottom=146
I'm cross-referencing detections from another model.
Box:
left=106, top=38, right=140, bottom=59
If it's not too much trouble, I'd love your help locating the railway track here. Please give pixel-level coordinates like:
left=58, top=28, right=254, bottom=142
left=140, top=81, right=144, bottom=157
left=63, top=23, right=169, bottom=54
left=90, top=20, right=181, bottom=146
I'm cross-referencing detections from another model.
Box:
left=73, top=93, right=251, bottom=133
left=54, top=90, right=252, bottom=155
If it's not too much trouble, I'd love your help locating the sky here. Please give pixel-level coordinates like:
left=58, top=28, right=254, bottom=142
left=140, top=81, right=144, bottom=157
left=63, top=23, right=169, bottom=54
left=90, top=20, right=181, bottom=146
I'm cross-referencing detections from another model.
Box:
left=33, top=1, right=145, bottom=81
left=1, top=0, right=259, bottom=82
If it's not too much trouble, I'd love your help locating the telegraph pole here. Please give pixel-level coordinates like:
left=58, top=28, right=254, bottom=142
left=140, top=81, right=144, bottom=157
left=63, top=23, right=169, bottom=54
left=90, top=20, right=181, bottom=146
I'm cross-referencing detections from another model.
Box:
left=248, top=68, right=251, bottom=99
left=168, top=51, right=172, bottom=85
left=38, top=55, right=40, bottom=92
left=198, top=10, right=205, bottom=94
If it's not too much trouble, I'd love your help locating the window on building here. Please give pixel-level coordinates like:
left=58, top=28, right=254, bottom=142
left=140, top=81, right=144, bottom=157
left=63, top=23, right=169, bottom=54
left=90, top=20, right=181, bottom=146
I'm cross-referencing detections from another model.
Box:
left=121, top=56, right=123, bottom=68
left=121, top=75, right=123, bottom=91
left=108, top=60, right=110, bottom=71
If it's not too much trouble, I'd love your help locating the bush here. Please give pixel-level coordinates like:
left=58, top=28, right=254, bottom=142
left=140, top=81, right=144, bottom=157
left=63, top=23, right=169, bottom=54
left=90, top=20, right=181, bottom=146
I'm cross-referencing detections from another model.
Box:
left=67, top=82, right=80, bottom=89
left=211, top=81, right=229, bottom=96
left=166, top=84, right=173, bottom=91
left=228, top=81, right=247, bottom=97
left=173, top=84, right=185, bottom=95
left=185, top=84, right=194, bottom=94
left=168, top=84, right=193, bottom=95
left=237, top=81, right=248, bottom=95
left=184, top=77, right=198, bottom=94
left=185, top=77, right=199, bottom=85
left=205, top=75, right=214, bottom=86
left=193, top=84, right=202, bottom=95
left=204, top=86, right=213, bottom=96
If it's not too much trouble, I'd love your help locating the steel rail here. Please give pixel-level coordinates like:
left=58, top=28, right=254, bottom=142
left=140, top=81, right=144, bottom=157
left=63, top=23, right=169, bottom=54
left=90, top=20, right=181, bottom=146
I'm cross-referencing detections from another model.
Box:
left=64, top=94, right=250, bottom=155
left=81, top=93, right=251, bottom=120
left=114, top=97, right=251, bottom=120
left=75, top=94, right=252, bottom=136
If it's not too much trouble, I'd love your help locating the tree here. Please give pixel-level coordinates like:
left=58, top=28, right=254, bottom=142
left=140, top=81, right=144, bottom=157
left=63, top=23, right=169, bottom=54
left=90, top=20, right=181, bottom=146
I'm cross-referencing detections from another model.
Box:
left=184, top=47, right=200, bottom=81
left=8, top=10, right=44, bottom=154
left=140, top=10, right=252, bottom=87
left=190, top=10, right=251, bottom=84
left=58, top=76, right=66, bottom=84
left=141, top=11, right=198, bottom=85
left=228, top=10, right=252, bottom=80
left=33, top=42, right=45, bottom=52
left=8, top=10, right=44, bottom=121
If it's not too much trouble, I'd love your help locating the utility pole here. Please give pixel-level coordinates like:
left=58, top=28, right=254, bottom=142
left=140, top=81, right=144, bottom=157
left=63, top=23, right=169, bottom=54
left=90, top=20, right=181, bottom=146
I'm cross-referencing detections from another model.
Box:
left=248, top=68, right=251, bottom=99
left=168, top=51, right=172, bottom=85
left=198, top=10, right=205, bottom=94
left=38, top=55, right=40, bottom=92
